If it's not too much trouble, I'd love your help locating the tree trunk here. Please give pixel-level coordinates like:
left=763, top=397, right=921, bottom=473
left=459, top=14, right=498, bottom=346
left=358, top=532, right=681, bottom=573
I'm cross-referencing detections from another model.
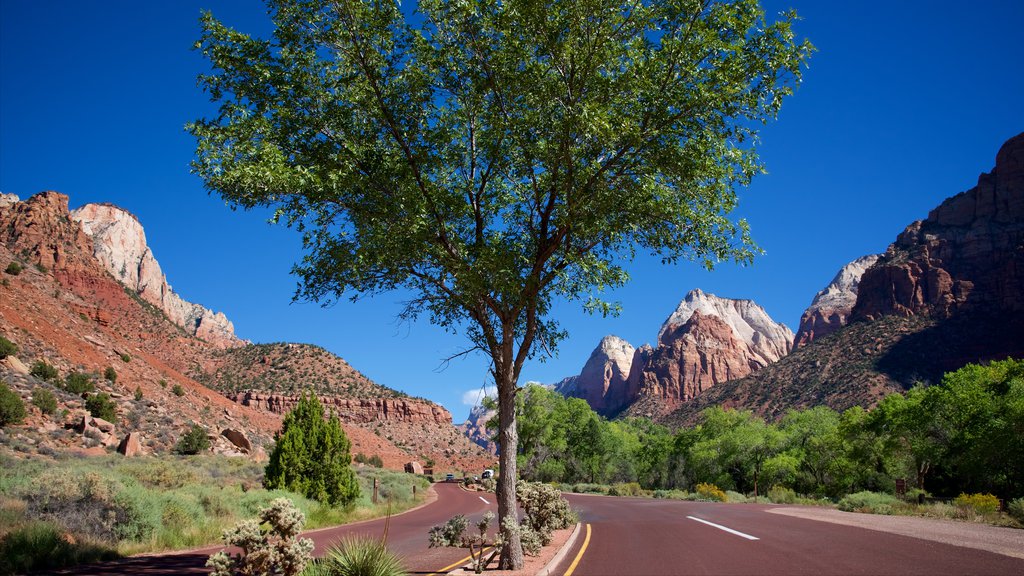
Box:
left=496, top=362, right=524, bottom=569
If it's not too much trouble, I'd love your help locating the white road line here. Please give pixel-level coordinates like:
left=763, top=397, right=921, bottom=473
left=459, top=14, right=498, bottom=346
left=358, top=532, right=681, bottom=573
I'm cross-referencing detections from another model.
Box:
left=687, top=516, right=759, bottom=540
left=479, top=496, right=490, bottom=504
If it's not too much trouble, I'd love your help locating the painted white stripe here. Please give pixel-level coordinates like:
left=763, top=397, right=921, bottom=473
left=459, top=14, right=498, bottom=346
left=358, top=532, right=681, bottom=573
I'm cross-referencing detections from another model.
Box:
left=479, top=496, right=490, bottom=504
left=687, top=516, right=759, bottom=540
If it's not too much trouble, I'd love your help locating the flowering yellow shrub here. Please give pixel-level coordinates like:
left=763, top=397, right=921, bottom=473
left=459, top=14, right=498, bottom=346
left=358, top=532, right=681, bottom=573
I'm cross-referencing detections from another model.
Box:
left=695, top=483, right=728, bottom=502
left=953, top=492, right=1000, bottom=514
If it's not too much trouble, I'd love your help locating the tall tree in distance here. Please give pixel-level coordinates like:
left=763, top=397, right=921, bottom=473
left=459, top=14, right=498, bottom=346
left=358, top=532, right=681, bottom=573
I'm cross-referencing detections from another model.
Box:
left=191, top=0, right=810, bottom=566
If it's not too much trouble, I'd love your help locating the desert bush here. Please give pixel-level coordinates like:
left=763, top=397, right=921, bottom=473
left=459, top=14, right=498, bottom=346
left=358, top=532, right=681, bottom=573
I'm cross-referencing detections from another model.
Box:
left=572, top=483, right=608, bottom=495
left=518, top=522, right=543, bottom=557
left=428, top=514, right=467, bottom=548
left=0, top=520, right=119, bottom=575
left=1007, top=498, right=1024, bottom=523
left=0, top=383, right=26, bottom=426
left=31, top=387, right=58, bottom=415
left=953, top=493, right=1000, bottom=515
left=134, top=386, right=143, bottom=401
left=837, top=491, right=901, bottom=514
left=85, top=393, right=117, bottom=422
left=207, top=498, right=314, bottom=576
left=30, top=360, right=59, bottom=382
left=768, top=485, right=797, bottom=504
left=610, top=482, right=643, bottom=497
left=120, top=353, right=131, bottom=363
left=119, top=458, right=198, bottom=489
left=695, top=483, right=728, bottom=502
left=0, top=335, right=17, bottom=358
left=309, top=536, right=406, bottom=576
left=4, top=262, right=22, bottom=275
left=726, top=491, right=752, bottom=503
left=103, top=367, right=117, bottom=383
left=517, top=481, right=575, bottom=546
left=175, top=424, right=211, bottom=455
left=64, top=372, right=95, bottom=394
left=171, top=383, right=185, bottom=397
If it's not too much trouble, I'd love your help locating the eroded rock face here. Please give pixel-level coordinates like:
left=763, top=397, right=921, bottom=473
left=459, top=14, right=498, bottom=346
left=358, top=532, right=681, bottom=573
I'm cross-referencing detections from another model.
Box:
left=70, top=203, right=242, bottom=349
left=854, top=132, right=1024, bottom=321
left=575, top=335, right=636, bottom=415
left=232, top=392, right=453, bottom=425
left=459, top=403, right=497, bottom=454
left=795, top=254, right=881, bottom=347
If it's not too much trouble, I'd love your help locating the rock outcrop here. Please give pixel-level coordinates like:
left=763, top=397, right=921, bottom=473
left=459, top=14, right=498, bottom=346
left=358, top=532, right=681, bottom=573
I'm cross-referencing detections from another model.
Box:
left=574, top=335, right=636, bottom=415
left=70, top=203, right=242, bottom=348
left=231, top=391, right=453, bottom=425
left=459, top=403, right=497, bottom=454
left=794, top=254, right=881, bottom=347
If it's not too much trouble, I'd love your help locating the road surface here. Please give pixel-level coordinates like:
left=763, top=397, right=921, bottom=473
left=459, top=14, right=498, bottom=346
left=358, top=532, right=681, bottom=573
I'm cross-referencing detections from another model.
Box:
left=549, top=493, right=1024, bottom=575
left=54, top=482, right=494, bottom=575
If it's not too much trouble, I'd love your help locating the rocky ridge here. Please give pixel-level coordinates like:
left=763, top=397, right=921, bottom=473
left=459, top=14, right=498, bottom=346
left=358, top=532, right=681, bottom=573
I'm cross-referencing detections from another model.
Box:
left=70, top=203, right=241, bottom=349
left=794, top=254, right=880, bottom=347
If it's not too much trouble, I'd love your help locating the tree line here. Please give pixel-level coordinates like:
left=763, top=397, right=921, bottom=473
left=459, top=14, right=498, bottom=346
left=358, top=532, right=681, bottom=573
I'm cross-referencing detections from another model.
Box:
left=494, top=358, right=1023, bottom=501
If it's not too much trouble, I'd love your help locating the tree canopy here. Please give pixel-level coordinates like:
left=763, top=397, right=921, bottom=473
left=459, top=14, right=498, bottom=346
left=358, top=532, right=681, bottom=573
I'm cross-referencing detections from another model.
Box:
left=191, top=0, right=811, bottom=566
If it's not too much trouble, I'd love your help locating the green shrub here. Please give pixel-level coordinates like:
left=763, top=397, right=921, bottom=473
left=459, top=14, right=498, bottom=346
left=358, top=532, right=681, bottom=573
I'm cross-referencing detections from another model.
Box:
left=134, top=386, right=143, bottom=401
left=4, top=261, right=22, bottom=275
left=768, top=485, right=797, bottom=504
left=0, top=382, right=26, bottom=426
left=609, top=482, right=643, bottom=497
left=428, top=514, right=467, bottom=547
left=695, top=483, right=728, bottom=502
left=120, top=353, right=131, bottom=363
left=311, top=536, right=406, bottom=576
left=517, top=481, right=575, bottom=546
left=0, top=335, right=17, bottom=358
left=837, top=491, right=901, bottom=514
left=175, top=424, right=211, bottom=455
left=207, top=498, right=313, bottom=576
left=0, top=521, right=119, bottom=575
left=32, top=387, right=58, bottom=415
left=30, top=360, right=59, bottom=381
left=85, top=393, right=117, bottom=422
left=64, top=372, right=95, bottom=394
left=1007, top=498, right=1024, bottom=523
left=953, top=493, right=1000, bottom=515
left=103, top=366, right=117, bottom=383
left=171, top=383, right=185, bottom=397
left=264, top=393, right=359, bottom=507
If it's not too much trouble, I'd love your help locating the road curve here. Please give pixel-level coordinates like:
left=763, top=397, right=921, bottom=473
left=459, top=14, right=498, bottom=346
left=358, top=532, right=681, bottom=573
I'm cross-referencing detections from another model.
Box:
left=551, top=494, right=1024, bottom=575
left=52, top=483, right=495, bottom=575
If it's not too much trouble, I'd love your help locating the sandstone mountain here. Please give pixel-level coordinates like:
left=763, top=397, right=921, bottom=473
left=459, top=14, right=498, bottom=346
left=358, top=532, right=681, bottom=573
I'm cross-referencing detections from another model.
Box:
left=0, top=192, right=490, bottom=472
left=459, top=402, right=498, bottom=455
left=794, top=254, right=880, bottom=347
left=556, top=290, right=793, bottom=418
left=663, top=131, right=1024, bottom=425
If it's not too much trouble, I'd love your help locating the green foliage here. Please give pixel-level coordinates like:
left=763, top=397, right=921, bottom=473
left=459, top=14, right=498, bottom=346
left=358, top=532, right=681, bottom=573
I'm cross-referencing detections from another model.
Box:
left=767, top=485, right=797, bottom=504
left=32, top=387, right=58, bottom=415
left=0, top=382, right=27, bottom=426
left=175, top=423, right=212, bottom=455
left=85, top=393, right=117, bottom=422
left=4, top=261, right=22, bottom=275
left=29, top=360, right=59, bottom=382
left=134, top=386, right=144, bottom=401
left=103, top=366, right=117, bottom=383
left=309, top=536, right=407, bottom=576
left=0, top=335, right=17, bottom=358
left=64, top=372, right=95, bottom=394
left=427, top=515, right=467, bottom=548
left=353, top=453, right=384, bottom=468
left=120, top=353, right=131, bottom=363
left=0, top=521, right=119, bottom=575
left=953, top=493, right=1000, bottom=515
left=516, top=482, right=575, bottom=546
left=171, top=383, right=185, bottom=397
left=206, top=498, right=314, bottom=576
left=264, top=393, right=359, bottom=507
left=837, top=491, right=901, bottom=514
left=1008, top=498, right=1024, bottom=523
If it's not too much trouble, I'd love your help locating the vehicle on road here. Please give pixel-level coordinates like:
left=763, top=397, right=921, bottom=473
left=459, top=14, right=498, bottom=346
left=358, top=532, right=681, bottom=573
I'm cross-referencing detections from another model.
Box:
left=445, top=473, right=455, bottom=482
left=481, top=469, right=494, bottom=479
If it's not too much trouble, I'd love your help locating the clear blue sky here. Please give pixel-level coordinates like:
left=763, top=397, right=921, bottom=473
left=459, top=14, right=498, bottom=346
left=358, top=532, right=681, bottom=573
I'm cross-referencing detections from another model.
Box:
left=2, top=1, right=1022, bottom=422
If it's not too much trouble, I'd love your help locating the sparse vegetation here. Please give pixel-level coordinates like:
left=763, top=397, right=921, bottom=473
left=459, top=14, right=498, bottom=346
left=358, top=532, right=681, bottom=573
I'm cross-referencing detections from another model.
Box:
left=171, top=383, right=185, bottom=397
left=838, top=491, right=901, bottom=514
left=174, top=423, right=211, bottom=455
left=120, top=353, right=131, bottom=363
left=104, top=366, right=118, bottom=383
left=4, top=261, right=23, bottom=275
left=0, top=383, right=27, bottom=426
left=0, top=335, right=17, bottom=359
left=134, top=386, right=144, bottom=401
left=0, top=521, right=119, bottom=575
left=29, top=360, right=59, bottom=382
left=354, top=452, right=384, bottom=468
left=31, top=387, right=58, bottom=415
left=64, top=372, right=95, bottom=394
left=85, top=392, right=117, bottom=422
left=206, top=498, right=313, bottom=576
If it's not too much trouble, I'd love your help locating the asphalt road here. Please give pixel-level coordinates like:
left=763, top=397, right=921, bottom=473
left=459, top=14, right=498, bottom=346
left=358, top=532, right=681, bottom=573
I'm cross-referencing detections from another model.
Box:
left=52, top=482, right=495, bottom=576
left=551, top=494, right=1024, bottom=575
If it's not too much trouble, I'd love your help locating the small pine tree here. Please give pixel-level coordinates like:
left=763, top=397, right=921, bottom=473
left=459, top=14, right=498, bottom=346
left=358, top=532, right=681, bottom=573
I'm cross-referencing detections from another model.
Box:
left=264, top=393, right=359, bottom=507
left=175, top=423, right=211, bottom=455
left=0, top=383, right=26, bottom=426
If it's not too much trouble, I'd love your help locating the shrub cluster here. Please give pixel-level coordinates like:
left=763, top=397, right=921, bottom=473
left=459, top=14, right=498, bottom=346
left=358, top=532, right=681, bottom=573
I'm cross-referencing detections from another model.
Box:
left=31, top=387, right=58, bottom=415
left=175, top=423, right=211, bottom=455
left=85, top=393, right=117, bottom=422
left=0, top=382, right=26, bottom=426
left=695, top=483, right=728, bottom=502
left=428, top=514, right=468, bottom=548
left=64, top=372, right=95, bottom=394
left=4, top=261, right=22, bottom=275
left=206, top=498, right=313, bottom=576
left=837, top=491, right=901, bottom=515
left=30, top=360, right=59, bottom=381
left=953, top=493, right=1000, bottom=515
left=517, top=481, right=576, bottom=546
left=0, top=335, right=17, bottom=358
left=104, top=367, right=117, bottom=383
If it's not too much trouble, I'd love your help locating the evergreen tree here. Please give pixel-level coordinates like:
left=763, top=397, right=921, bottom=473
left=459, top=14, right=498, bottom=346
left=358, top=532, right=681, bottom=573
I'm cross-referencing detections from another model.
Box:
left=264, top=393, right=359, bottom=507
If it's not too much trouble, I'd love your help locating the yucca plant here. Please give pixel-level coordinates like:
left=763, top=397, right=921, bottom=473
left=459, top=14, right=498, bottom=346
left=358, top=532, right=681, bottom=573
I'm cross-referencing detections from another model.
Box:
left=307, top=536, right=406, bottom=576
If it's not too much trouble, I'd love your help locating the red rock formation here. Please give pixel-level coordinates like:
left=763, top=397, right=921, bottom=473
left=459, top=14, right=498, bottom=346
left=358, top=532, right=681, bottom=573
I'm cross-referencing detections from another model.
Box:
left=795, top=254, right=881, bottom=347
left=231, top=391, right=453, bottom=425
left=854, top=132, right=1024, bottom=321
left=574, top=335, right=635, bottom=415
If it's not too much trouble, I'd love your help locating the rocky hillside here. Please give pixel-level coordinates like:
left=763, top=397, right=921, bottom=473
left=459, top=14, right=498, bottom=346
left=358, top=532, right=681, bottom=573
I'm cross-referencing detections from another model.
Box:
left=663, top=131, right=1024, bottom=425
left=0, top=192, right=491, bottom=472
left=557, top=290, right=793, bottom=418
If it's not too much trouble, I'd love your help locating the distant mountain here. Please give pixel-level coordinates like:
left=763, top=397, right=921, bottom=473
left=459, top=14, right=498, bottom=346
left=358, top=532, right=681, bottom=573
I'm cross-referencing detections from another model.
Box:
left=663, top=131, right=1024, bottom=425
left=0, top=192, right=490, bottom=471
left=794, top=254, right=880, bottom=347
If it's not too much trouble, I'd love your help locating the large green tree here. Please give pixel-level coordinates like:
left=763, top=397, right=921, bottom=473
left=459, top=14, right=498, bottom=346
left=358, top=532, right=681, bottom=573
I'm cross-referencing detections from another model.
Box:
left=264, top=393, right=360, bottom=507
left=191, top=0, right=809, bottom=566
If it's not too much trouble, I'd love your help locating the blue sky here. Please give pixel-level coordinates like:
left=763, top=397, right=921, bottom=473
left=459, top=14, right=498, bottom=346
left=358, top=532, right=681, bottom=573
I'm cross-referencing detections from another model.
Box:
left=2, top=1, right=1022, bottom=422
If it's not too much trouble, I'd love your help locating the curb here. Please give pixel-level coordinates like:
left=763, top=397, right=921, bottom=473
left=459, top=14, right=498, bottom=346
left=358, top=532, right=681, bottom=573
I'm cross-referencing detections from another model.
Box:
left=535, top=522, right=583, bottom=576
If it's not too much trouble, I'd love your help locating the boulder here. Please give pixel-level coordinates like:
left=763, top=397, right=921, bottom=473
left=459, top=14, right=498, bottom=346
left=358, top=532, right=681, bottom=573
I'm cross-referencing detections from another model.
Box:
left=117, top=432, right=144, bottom=456
left=220, top=428, right=252, bottom=453
left=404, top=461, right=424, bottom=475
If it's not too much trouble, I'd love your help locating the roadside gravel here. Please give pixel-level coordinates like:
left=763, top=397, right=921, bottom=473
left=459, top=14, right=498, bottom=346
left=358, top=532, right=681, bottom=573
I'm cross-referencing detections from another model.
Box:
left=767, top=507, right=1024, bottom=560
